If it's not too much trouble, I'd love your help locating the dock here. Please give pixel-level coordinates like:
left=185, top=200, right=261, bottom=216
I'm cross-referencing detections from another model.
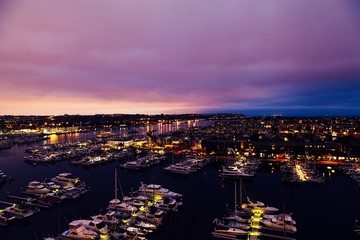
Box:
left=4, top=196, right=52, bottom=209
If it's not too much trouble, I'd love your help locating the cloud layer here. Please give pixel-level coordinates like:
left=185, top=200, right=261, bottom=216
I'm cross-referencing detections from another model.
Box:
left=0, top=0, right=360, bottom=115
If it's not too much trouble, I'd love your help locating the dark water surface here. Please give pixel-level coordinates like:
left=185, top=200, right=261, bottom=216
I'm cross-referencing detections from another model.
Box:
left=0, top=130, right=359, bottom=240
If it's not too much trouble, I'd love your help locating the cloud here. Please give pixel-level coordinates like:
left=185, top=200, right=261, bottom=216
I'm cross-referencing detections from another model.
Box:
left=0, top=0, right=359, bottom=115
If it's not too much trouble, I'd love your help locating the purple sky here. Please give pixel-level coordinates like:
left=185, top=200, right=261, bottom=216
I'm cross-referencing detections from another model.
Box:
left=0, top=0, right=360, bottom=116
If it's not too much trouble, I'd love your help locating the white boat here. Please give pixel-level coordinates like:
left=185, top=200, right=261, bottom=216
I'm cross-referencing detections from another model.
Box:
left=223, top=214, right=250, bottom=223
left=90, top=211, right=120, bottom=226
left=43, top=181, right=62, bottom=190
left=51, top=173, right=83, bottom=187
left=108, top=199, right=138, bottom=212
left=263, top=213, right=296, bottom=225
left=132, top=219, right=157, bottom=230
left=164, top=164, right=194, bottom=174
left=120, top=161, right=142, bottom=170
left=242, top=198, right=279, bottom=213
left=71, top=219, right=109, bottom=235
left=154, top=197, right=180, bottom=211
left=219, top=165, right=254, bottom=178
left=4, top=203, right=34, bottom=219
left=261, top=219, right=297, bottom=233
left=24, top=181, right=51, bottom=195
left=126, top=226, right=151, bottom=236
left=61, top=220, right=99, bottom=240
left=60, top=186, right=81, bottom=199
left=139, top=183, right=183, bottom=199
left=213, top=218, right=250, bottom=230
left=214, top=227, right=248, bottom=236
left=122, top=196, right=145, bottom=207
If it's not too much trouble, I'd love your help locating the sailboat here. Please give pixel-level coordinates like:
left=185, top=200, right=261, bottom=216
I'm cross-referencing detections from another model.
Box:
left=107, top=169, right=137, bottom=213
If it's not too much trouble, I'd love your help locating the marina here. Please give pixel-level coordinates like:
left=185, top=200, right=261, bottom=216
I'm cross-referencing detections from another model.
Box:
left=0, top=127, right=359, bottom=239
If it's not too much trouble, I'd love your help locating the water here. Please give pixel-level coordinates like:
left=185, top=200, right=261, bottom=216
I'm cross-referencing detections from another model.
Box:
left=0, top=123, right=359, bottom=240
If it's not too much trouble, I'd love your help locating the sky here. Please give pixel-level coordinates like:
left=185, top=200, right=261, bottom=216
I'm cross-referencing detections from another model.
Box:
left=0, top=0, right=360, bottom=116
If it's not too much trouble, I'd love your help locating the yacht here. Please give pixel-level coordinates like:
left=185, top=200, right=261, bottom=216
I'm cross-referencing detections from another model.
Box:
left=261, top=218, right=297, bottom=233
left=0, top=212, right=16, bottom=226
left=213, top=218, right=251, bottom=230
left=263, top=213, right=296, bottom=225
left=4, top=203, right=34, bottom=219
left=219, top=165, right=254, bottom=178
left=108, top=199, right=138, bottom=212
left=61, top=220, right=99, bottom=240
left=138, top=183, right=183, bottom=199
left=90, top=211, right=120, bottom=226
left=213, top=227, right=248, bottom=236
left=164, top=163, right=194, bottom=174
left=132, top=219, right=157, bottom=230
left=24, top=181, right=51, bottom=195
left=71, top=219, right=109, bottom=235
left=51, top=173, right=83, bottom=187
left=241, top=198, right=279, bottom=213
left=60, top=186, right=81, bottom=199
left=154, top=197, right=180, bottom=212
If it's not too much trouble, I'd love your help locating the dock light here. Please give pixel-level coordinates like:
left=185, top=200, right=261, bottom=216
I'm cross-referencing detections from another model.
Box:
left=139, top=206, right=145, bottom=211
left=100, top=234, right=109, bottom=239
left=154, top=195, right=163, bottom=201
left=249, top=231, right=261, bottom=236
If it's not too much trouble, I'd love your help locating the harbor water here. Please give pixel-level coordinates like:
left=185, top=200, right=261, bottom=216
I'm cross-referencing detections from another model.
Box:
left=0, top=124, right=359, bottom=240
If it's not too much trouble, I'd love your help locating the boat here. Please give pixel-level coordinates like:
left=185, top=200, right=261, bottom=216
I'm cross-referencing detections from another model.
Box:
left=213, top=227, right=248, bottom=236
left=138, top=183, right=183, bottom=199
left=241, top=197, right=279, bottom=213
left=120, top=161, right=142, bottom=170
left=51, top=173, right=84, bottom=187
left=0, top=212, right=16, bottom=226
left=126, top=226, right=151, bottom=236
left=90, top=211, right=120, bottom=226
left=132, top=219, right=157, bottom=230
left=154, top=197, right=180, bottom=211
left=59, top=186, right=81, bottom=199
left=219, top=165, right=255, bottom=178
left=70, top=219, right=109, bottom=235
left=60, top=220, right=99, bottom=240
left=122, top=196, right=145, bottom=207
left=3, top=203, right=34, bottom=219
left=261, top=218, right=297, bottom=233
left=24, top=181, right=51, bottom=195
left=164, top=163, right=194, bottom=174
left=108, top=199, right=138, bottom=212
left=263, top=213, right=296, bottom=225
left=213, top=218, right=251, bottom=230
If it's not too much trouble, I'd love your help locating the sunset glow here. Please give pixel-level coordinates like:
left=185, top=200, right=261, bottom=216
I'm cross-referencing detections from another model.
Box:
left=0, top=0, right=359, bottom=115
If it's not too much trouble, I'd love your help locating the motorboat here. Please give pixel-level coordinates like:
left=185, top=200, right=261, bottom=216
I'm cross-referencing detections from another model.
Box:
left=51, top=173, right=83, bottom=187
left=132, top=219, right=157, bottom=230
left=0, top=212, right=16, bottom=226
left=213, top=227, right=248, bottom=236
left=24, top=181, right=51, bottom=195
left=90, top=211, right=120, bottom=226
left=61, top=220, right=99, bottom=240
left=213, top=218, right=251, bottom=230
left=138, top=183, right=183, bottom=199
left=4, top=203, right=34, bottom=219
left=71, top=219, right=109, bottom=235
left=241, top=198, right=279, bottom=213
left=108, top=199, right=138, bottom=212
left=261, top=218, right=297, bottom=233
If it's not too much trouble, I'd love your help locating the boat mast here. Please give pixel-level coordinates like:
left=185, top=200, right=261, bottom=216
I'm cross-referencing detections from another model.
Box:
left=234, top=181, right=237, bottom=214
left=114, top=169, right=118, bottom=200
left=239, top=179, right=243, bottom=210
